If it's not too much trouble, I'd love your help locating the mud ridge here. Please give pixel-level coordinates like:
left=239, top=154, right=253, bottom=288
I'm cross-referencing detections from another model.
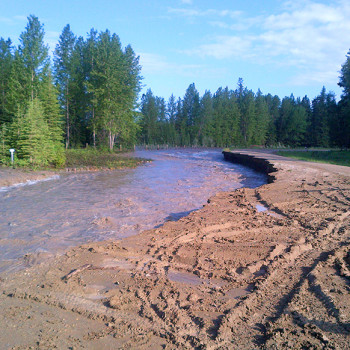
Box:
left=223, top=150, right=278, bottom=183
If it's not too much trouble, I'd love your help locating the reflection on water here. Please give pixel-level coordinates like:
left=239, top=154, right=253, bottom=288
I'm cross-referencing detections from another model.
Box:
left=0, top=149, right=266, bottom=273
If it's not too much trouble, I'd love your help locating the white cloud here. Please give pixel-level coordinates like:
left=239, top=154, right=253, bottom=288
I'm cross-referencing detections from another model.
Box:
left=0, top=15, right=26, bottom=25
left=184, top=36, right=253, bottom=59
left=263, top=2, right=343, bottom=30
left=290, top=65, right=340, bottom=86
left=180, top=0, right=350, bottom=87
left=0, top=17, right=14, bottom=25
left=168, top=8, right=242, bottom=19
left=13, top=15, right=27, bottom=21
left=138, top=52, right=172, bottom=74
left=139, top=52, right=203, bottom=76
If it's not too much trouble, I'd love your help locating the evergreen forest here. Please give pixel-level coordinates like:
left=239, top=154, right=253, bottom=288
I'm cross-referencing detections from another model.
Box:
left=0, top=15, right=350, bottom=168
left=140, top=78, right=349, bottom=149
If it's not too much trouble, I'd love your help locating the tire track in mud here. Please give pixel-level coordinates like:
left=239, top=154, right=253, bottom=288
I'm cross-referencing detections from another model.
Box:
left=127, top=170, right=350, bottom=348
left=213, top=170, right=350, bottom=349
left=1, top=152, right=350, bottom=349
left=263, top=245, right=350, bottom=349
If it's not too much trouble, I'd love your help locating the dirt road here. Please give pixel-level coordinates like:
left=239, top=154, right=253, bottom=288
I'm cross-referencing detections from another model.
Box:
left=0, top=151, right=349, bottom=349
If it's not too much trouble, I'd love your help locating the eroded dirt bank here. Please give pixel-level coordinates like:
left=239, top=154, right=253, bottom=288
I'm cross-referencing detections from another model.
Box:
left=0, top=151, right=349, bottom=349
left=0, top=167, right=57, bottom=189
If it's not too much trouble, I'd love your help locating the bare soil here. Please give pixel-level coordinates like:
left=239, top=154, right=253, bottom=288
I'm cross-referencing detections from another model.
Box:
left=0, top=167, right=57, bottom=188
left=1, top=151, right=349, bottom=349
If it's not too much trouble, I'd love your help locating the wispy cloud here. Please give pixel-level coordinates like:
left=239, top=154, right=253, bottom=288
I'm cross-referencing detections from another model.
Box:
left=13, top=15, right=27, bottom=21
left=168, top=8, right=242, bottom=19
left=139, top=52, right=203, bottom=77
left=179, top=0, right=350, bottom=87
left=0, top=15, right=26, bottom=25
left=263, top=2, right=343, bottom=30
left=184, top=35, right=253, bottom=60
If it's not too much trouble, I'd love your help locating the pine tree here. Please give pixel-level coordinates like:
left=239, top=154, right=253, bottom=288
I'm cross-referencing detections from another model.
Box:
left=339, top=50, right=350, bottom=99
left=5, top=51, right=27, bottom=119
left=254, top=89, right=269, bottom=145
left=212, top=87, right=240, bottom=147
left=84, top=29, right=98, bottom=147
left=311, top=87, right=330, bottom=147
left=200, top=90, right=214, bottom=147
left=54, top=24, right=76, bottom=149
left=0, top=123, right=8, bottom=162
left=0, top=38, right=13, bottom=124
left=278, top=95, right=307, bottom=146
left=238, top=88, right=256, bottom=145
left=16, top=98, right=52, bottom=166
left=140, top=89, right=158, bottom=144
left=325, top=92, right=338, bottom=147
left=5, top=15, right=50, bottom=136
left=40, top=71, right=65, bottom=167
left=265, top=94, right=280, bottom=146
left=166, top=94, right=177, bottom=145
left=174, top=98, right=183, bottom=145
left=18, top=15, right=49, bottom=102
left=182, top=83, right=200, bottom=145
left=337, top=50, right=350, bottom=148
left=69, top=36, right=89, bottom=147
left=90, top=31, right=140, bottom=150
left=156, top=96, right=166, bottom=144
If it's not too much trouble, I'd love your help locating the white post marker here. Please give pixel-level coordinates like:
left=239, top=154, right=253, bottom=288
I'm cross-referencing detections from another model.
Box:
left=9, top=148, right=15, bottom=164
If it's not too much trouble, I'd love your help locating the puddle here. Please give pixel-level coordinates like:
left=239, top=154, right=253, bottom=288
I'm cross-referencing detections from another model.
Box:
left=167, top=270, right=203, bottom=285
left=225, top=284, right=255, bottom=299
left=256, top=204, right=268, bottom=212
left=255, top=203, right=283, bottom=218
left=100, top=259, right=134, bottom=270
left=84, top=282, right=118, bottom=300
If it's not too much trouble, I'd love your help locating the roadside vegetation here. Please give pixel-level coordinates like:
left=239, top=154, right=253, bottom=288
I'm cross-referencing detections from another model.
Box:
left=0, top=147, right=147, bottom=171
left=0, top=16, right=141, bottom=169
left=277, top=150, right=350, bottom=167
left=65, top=148, right=147, bottom=170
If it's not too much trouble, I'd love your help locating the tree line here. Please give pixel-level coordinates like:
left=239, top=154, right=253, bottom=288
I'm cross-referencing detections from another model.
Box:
left=139, top=77, right=349, bottom=149
left=0, top=15, right=350, bottom=168
left=0, top=15, right=141, bottom=167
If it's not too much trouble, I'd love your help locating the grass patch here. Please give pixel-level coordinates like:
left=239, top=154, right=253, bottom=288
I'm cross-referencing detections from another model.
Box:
left=65, top=148, right=148, bottom=170
left=277, top=150, right=350, bottom=167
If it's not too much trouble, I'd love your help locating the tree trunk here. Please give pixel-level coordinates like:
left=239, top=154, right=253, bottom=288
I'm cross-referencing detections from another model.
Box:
left=66, top=84, right=69, bottom=149
left=109, top=131, right=115, bottom=150
left=92, top=107, right=96, bottom=148
left=31, top=70, right=34, bottom=101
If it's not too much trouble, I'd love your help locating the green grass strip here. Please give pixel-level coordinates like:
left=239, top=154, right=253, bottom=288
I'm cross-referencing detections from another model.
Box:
left=277, top=150, right=350, bottom=167
left=65, top=148, right=148, bottom=170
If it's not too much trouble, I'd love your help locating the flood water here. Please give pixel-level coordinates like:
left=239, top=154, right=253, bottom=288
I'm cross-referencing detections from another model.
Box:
left=0, top=149, right=266, bottom=274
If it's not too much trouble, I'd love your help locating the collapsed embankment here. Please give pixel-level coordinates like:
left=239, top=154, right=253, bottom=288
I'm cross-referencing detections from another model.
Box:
left=223, top=150, right=277, bottom=182
left=0, top=151, right=349, bottom=349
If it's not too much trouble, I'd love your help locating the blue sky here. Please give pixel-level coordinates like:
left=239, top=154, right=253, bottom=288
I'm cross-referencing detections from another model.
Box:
left=1, top=0, right=349, bottom=101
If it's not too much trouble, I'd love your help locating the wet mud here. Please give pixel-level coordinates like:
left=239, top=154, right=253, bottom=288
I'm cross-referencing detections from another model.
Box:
left=0, top=150, right=350, bottom=349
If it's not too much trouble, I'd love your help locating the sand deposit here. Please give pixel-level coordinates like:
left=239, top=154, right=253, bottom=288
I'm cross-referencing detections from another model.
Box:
left=0, top=150, right=349, bottom=349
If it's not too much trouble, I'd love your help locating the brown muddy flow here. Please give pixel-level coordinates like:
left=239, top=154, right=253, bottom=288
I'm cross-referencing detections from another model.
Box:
left=0, top=149, right=266, bottom=274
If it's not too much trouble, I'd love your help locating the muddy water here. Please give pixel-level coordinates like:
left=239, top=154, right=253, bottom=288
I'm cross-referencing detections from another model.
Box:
left=0, top=149, right=266, bottom=273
